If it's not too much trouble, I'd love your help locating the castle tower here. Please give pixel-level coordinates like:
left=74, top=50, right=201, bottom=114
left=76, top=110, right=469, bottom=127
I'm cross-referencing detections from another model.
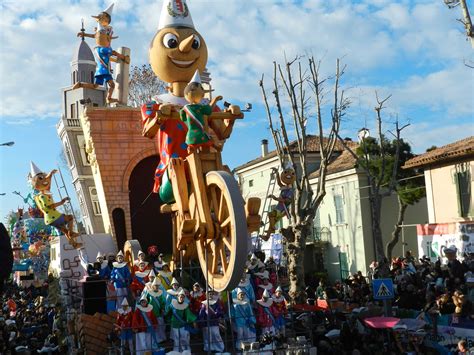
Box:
left=56, top=39, right=106, bottom=234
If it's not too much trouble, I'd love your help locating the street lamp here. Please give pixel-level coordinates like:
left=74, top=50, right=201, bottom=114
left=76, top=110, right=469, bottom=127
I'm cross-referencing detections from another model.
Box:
left=0, top=141, right=14, bottom=147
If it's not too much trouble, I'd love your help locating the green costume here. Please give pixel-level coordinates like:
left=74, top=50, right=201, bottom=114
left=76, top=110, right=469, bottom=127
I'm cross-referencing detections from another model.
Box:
left=180, top=104, right=212, bottom=146
left=146, top=291, right=166, bottom=318
left=168, top=301, right=197, bottom=329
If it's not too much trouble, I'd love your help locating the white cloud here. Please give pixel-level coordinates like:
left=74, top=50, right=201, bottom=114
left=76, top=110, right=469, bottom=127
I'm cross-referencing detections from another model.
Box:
left=0, top=0, right=472, bottom=128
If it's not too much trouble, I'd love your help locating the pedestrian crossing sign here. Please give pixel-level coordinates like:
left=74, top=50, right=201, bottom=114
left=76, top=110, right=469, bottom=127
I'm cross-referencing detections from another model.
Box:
left=372, top=278, right=394, bottom=300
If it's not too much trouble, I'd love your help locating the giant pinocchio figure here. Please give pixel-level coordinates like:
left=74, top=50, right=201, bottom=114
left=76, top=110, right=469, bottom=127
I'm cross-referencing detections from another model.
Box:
left=74, top=3, right=130, bottom=103
left=29, top=162, right=81, bottom=249
left=140, top=0, right=242, bottom=233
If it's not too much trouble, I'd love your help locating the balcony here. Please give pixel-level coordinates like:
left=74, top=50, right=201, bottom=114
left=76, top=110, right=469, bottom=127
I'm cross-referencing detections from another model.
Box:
left=66, top=118, right=81, bottom=127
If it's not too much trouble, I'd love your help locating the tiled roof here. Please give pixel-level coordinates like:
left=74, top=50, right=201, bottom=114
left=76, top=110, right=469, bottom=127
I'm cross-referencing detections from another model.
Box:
left=403, top=136, right=474, bottom=169
left=233, top=135, right=346, bottom=171
left=310, top=142, right=359, bottom=178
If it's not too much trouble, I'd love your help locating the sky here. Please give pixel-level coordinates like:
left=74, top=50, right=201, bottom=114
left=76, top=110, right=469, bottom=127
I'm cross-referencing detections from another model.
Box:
left=0, top=0, right=473, bottom=219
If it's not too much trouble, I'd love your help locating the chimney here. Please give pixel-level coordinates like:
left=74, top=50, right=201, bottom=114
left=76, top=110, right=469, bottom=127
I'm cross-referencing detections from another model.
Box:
left=261, top=139, right=269, bottom=157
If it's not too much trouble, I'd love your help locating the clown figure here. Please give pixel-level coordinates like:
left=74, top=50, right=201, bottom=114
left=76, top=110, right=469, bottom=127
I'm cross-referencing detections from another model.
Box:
left=166, top=278, right=183, bottom=309
left=110, top=250, right=131, bottom=309
left=130, top=261, right=150, bottom=297
left=232, top=288, right=257, bottom=350
left=133, top=250, right=150, bottom=271
left=158, top=262, right=173, bottom=289
left=154, top=253, right=165, bottom=272
left=190, top=282, right=206, bottom=315
left=115, top=298, right=134, bottom=355
left=132, top=294, right=158, bottom=355
left=256, top=270, right=274, bottom=300
left=231, top=273, right=255, bottom=305
left=168, top=288, right=197, bottom=352
left=198, top=289, right=225, bottom=353
left=96, top=252, right=111, bottom=279
left=272, top=286, right=287, bottom=336
left=146, top=278, right=167, bottom=343
left=256, top=289, right=275, bottom=335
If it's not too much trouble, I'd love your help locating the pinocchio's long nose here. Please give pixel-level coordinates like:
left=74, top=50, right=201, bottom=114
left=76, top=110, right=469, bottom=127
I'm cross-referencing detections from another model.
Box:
left=179, top=35, right=194, bottom=53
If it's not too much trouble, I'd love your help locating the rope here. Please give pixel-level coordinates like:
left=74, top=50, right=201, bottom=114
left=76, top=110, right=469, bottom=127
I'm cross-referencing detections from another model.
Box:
left=131, top=191, right=154, bottom=219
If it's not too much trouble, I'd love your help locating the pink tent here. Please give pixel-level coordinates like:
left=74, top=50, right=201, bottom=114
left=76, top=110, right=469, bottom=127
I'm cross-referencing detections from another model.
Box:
left=363, top=317, right=400, bottom=329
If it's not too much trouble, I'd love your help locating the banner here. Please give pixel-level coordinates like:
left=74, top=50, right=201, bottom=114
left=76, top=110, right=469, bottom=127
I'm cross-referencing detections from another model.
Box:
left=417, top=222, right=474, bottom=262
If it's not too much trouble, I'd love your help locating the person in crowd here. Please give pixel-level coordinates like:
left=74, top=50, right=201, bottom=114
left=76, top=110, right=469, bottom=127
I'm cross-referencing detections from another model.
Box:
left=231, top=287, right=257, bottom=350
left=96, top=251, right=111, bottom=279
left=158, top=262, right=173, bottom=290
left=146, top=277, right=166, bottom=343
left=110, top=250, right=131, bottom=309
left=132, top=293, right=158, bottom=355
left=168, top=288, right=197, bottom=352
left=130, top=261, right=150, bottom=298
left=232, top=273, right=256, bottom=305
left=256, top=289, right=275, bottom=335
left=115, top=298, right=134, bottom=355
left=271, top=286, right=287, bottom=336
left=190, top=282, right=206, bottom=315
left=198, top=289, right=225, bottom=353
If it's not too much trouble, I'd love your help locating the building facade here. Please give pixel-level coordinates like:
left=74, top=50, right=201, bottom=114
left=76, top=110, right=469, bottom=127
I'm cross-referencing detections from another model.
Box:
left=235, top=139, right=428, bottom=282
left=404, top=136, right=474, bottom=260
left=56, top=39, right=106, bottom=234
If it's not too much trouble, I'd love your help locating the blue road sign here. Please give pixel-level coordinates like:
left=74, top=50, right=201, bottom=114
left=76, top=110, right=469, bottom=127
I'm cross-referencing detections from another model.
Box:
left=372, top=278, right=394, bottom=300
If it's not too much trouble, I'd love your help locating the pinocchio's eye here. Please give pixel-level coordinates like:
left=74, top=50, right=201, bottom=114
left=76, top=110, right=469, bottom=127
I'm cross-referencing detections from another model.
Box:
left=192, top=35, right=201, bottom=49
left=163, top=33, right=178, bottom=49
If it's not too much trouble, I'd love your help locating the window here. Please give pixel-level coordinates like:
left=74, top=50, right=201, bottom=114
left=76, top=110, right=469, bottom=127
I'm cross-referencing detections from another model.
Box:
left=249, top=179, right=254, bottom=187
left=454, top=163, right=471, bottom=217
left=81, top=71, right=85, bottom=82
left=63, top=140, right=74, bottom=167
left=77, top=135, right=90, bottom=166
left=78, top=191, right=87, bottom=218
left=50, top=247, right=56, bottom=261
left=334, top=194, right=345, bottom=224
left=89, top=187, right=101, bottom=216
left=70, top=103, right=76, bottom=118
left=72, top=71, right=76, bottom=84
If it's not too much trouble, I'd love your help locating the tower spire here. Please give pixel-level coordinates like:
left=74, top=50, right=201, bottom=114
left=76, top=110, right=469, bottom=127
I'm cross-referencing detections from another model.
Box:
left=80, top=18, right=85, bottom=41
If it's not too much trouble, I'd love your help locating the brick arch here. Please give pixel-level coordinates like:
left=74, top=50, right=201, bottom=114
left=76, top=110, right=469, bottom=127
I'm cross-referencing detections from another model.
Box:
left=122, top=147, right=158, bottom=192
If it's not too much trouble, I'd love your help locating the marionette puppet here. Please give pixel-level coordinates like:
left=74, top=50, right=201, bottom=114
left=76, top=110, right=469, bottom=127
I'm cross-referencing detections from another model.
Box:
left=189, top=282, right=206, bottom=315
left=256, top=271, right=274, bottom=300
left=168, top=288, right=197, bottom=353
left=256, top=289, right=276, bottom=335
left=265, top=166, right=296, bottom=240
left=115, top=298, right=134, bottom=355
left=232, top=288, right=257, bottom=349
left=271, top=286, right=287, bottom=336
left=198, top=289, right=225, bottom=353
left=140, top=0, right=241, bottom=212
left=132, top=294, right=159, bottom=355
left=146, top=278, right=167, bottom=343
left=158, top=262, right=173, bottom=290
left=130, top=261, right=150, bottom=298
left=231, top=273, right=256, bottom=306
left=96, top=251, right=111, bottom=279
left=180, top=70, right=222, bottom=154
left=74, top=3, right=130, bottom=103
left=110, top=250, right=131, bottom=309
left=29, top=162, right=81, bottom=249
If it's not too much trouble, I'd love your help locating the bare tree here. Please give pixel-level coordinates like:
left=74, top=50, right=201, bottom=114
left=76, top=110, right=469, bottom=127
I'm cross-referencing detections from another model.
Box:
left=444, top=0, right=474, bottom=48
left=338, top=94, right=409, bottom=274
left=128, top=64, right=167, bottom=107
left=260, top=56, right=348, bottom=303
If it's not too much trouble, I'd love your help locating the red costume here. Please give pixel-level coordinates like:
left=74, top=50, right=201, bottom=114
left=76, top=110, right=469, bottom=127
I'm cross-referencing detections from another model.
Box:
left=256, top=283, right=274, bottom=300
left=189, top=291, right=206, bottom=315
left=116, top=309, right=133, bottom=333
left=130, top=270, right=149, bottom=297
left=256, top=299, right=274, bottom=328
left=132, top=304, right=158, bottom=332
